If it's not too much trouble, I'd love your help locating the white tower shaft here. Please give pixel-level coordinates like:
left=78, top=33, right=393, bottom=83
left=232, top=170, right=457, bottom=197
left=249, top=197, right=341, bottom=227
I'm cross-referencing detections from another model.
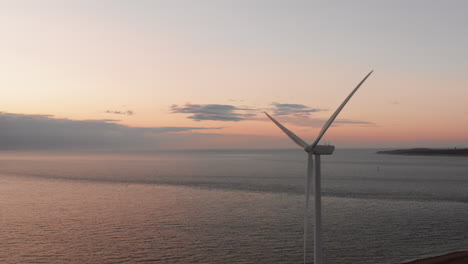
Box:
left=305, top=153, right=314, bottom=263
left=314, top=154, right=323, bottom=264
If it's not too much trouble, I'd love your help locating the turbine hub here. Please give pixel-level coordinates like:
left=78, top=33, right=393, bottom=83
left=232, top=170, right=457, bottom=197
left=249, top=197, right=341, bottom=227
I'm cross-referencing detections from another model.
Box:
left=305, top=145, right=335, bottom=155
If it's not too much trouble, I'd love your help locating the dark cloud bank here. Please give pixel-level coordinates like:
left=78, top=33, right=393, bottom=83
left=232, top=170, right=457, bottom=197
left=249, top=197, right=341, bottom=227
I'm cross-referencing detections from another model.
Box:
left=0, top=101, right=374, bottom=150
left=0, top=112, right=219, bottom=150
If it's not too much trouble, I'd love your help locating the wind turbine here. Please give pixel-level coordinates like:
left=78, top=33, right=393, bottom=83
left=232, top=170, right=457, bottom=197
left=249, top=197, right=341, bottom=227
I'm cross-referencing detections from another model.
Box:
left=265, top=70, right=373, bottom=264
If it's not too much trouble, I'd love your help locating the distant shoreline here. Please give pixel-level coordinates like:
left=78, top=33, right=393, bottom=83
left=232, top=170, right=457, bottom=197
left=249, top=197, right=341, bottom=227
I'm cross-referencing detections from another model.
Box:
left=377, top=148, right=468, bottom=157
left=402, top=250, right=468, bottom=264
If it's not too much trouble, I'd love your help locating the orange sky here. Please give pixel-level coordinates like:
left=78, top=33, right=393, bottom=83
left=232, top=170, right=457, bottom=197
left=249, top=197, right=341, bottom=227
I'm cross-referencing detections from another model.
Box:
left=1, top=1, right=467, bottom=149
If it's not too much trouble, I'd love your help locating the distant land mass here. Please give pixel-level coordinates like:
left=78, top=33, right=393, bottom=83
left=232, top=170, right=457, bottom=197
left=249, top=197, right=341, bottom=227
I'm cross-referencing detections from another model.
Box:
left=377, top=148, right=468, bottom=157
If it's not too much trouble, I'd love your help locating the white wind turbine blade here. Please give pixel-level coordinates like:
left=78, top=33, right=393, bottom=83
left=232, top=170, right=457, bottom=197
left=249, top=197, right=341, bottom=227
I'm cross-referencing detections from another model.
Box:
left=264, top=112, right=308, bottom=148
left=310, top=70, right=374, bottom=148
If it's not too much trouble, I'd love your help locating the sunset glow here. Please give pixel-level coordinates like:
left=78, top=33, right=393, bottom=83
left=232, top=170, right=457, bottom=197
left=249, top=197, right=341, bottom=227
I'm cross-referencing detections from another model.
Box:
left=2, top=1, right=467, bottom=150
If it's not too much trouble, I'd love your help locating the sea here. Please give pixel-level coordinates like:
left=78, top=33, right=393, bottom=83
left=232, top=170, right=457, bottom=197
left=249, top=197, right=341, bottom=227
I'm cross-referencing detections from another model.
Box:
left=0, top=149, right=467, bottom=264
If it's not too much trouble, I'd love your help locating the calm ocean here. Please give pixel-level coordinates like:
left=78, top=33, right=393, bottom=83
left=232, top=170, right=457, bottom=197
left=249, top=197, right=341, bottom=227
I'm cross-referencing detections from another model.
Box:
left=1, top=149, right=467, bottom=263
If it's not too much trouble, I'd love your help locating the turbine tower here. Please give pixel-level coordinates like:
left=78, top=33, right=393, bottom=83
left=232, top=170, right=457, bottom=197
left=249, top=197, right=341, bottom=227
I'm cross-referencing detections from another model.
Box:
left=265, top=70, right=373, bottom=264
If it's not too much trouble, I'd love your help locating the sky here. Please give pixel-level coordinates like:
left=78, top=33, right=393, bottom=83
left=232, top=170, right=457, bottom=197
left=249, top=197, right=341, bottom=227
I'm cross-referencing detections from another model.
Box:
left=1, top=0, right=468, bottom=150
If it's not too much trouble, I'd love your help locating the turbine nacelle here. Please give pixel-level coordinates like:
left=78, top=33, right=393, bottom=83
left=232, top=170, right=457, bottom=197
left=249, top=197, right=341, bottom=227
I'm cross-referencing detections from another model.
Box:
left=305, top=145, right=335, bottom=155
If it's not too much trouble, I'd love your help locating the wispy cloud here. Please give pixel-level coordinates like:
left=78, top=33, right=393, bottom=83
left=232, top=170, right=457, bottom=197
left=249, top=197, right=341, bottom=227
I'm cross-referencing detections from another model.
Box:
left=265, top=102, right=375, bottom=127
left=270, top=115, right=376, bottom=128
left=143, top=127, right=223, bottom=133
left=171, top=104, right=256, bottom=121
left=105, top=110, right=135, bottom=115
left=334, top=119, right=375, bottom=125
left=271, top=103, right=322, bottom=116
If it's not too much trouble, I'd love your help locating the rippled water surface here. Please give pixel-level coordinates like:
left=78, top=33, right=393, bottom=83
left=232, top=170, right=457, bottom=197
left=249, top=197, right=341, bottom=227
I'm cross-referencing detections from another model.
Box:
left=1, top=149, right=467, bottom=263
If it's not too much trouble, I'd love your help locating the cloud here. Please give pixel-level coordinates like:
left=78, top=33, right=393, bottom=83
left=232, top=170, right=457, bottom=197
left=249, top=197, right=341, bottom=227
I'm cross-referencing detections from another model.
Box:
left=270, top=115, right=375, bottom=128
left=263, top=102, right=375, bottom=127
left=83, top=119, right=121, bottom=122
left=333, top=119, right=375, bottom=125
left=143, top=126, right=223, bottom=133
left=267, top=115, right=324, bottom=127
left=271, top=103, right=322, bottom=116
left=170, top=102, right=374, bottom=127
left=105, top=110, right=134, bottom=115
left=0, top=112, right=221, bottom=150
left=171, top=104, right=256, bottom=121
